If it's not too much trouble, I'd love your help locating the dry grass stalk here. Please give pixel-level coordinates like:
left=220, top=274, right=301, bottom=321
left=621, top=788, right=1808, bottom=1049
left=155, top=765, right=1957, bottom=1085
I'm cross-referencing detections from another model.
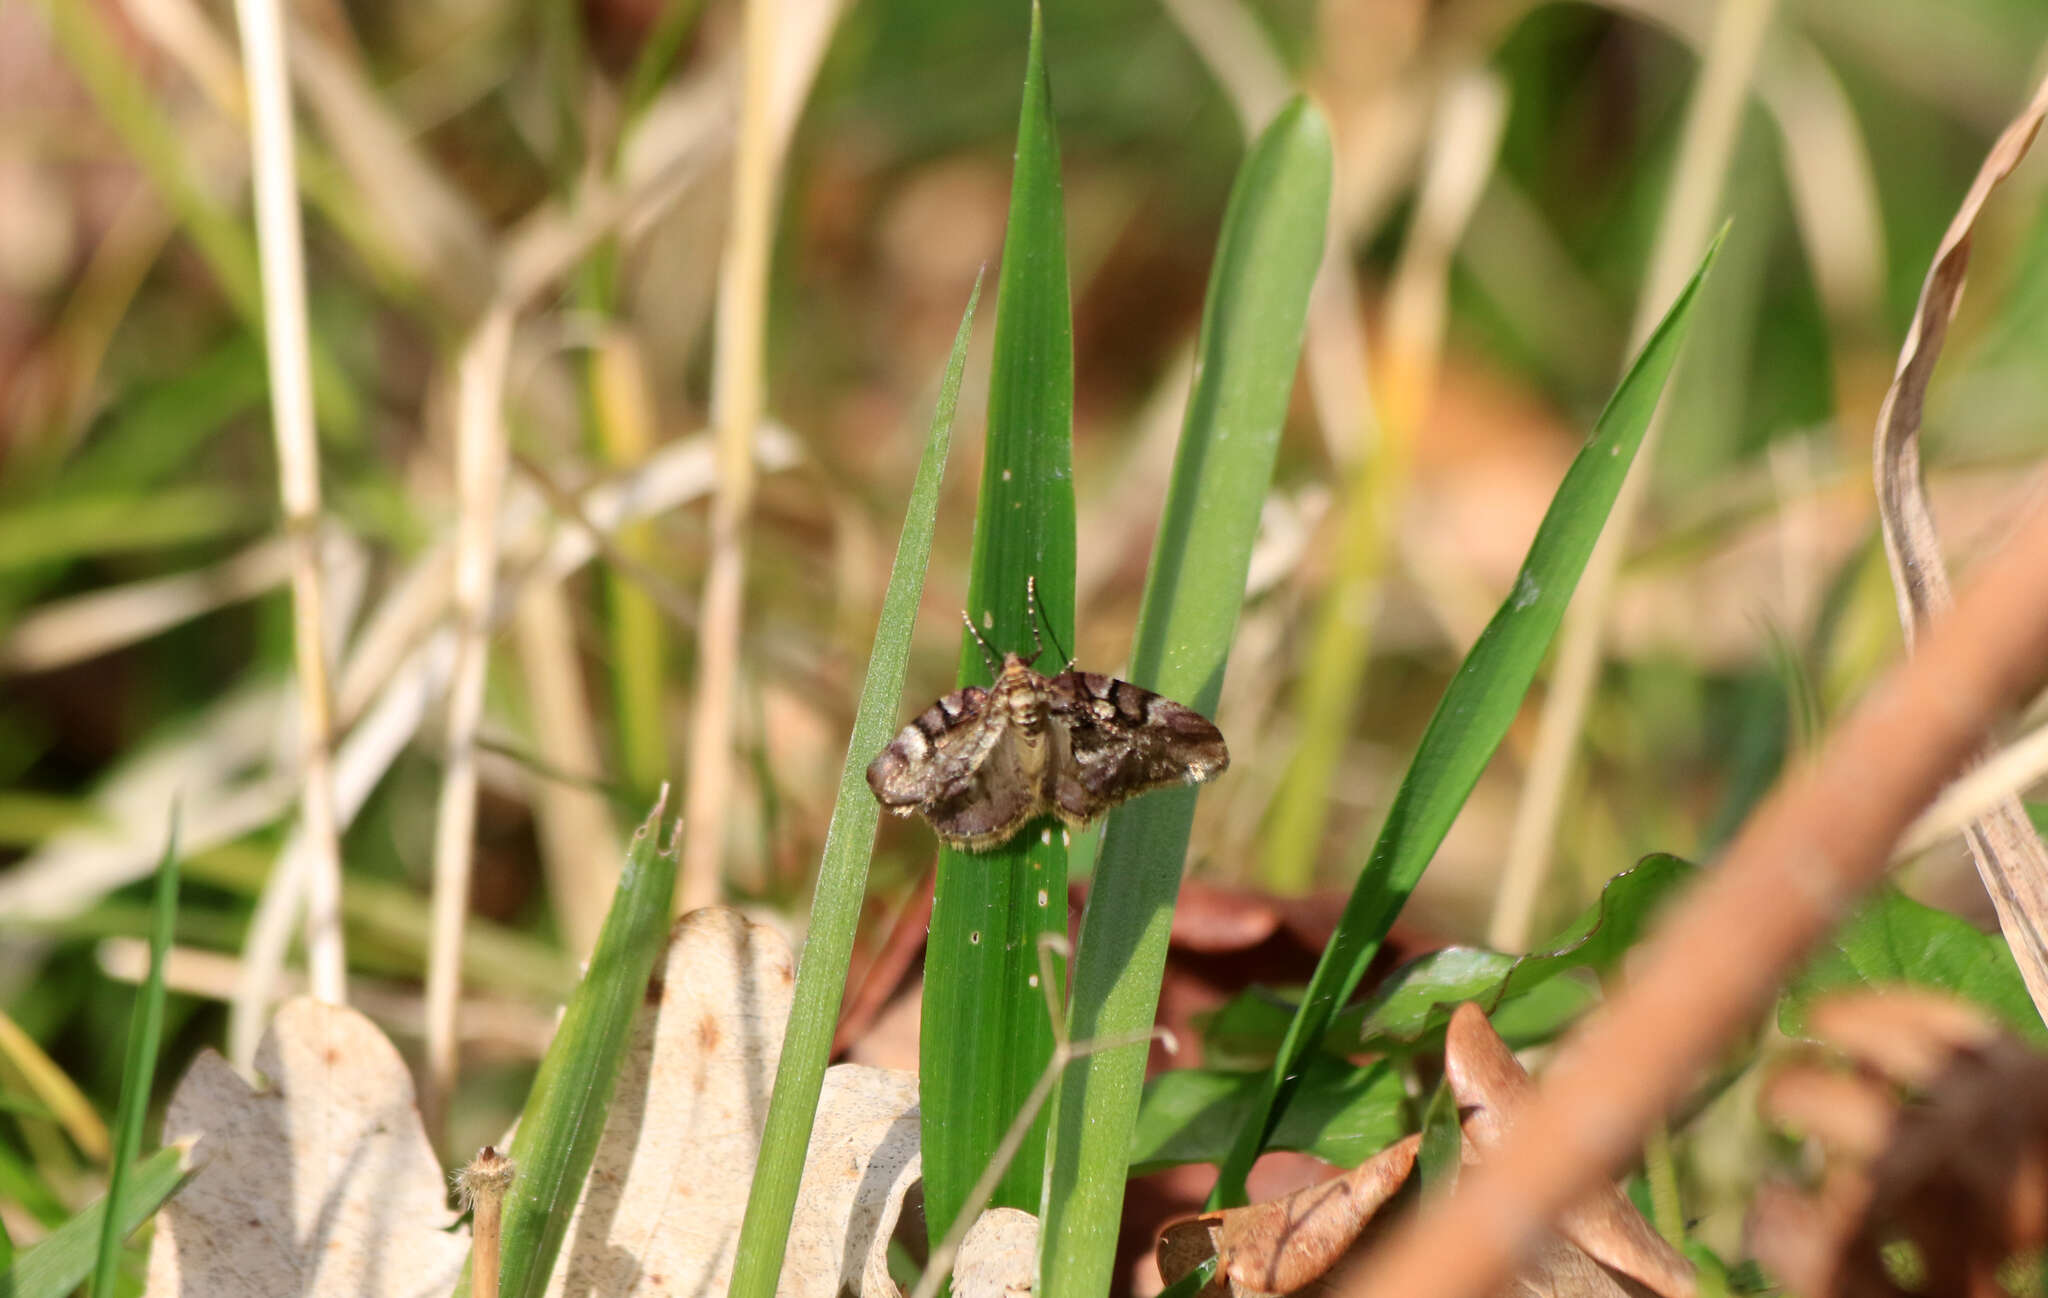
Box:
left=678, top=0, right=781, bottom=912
left=1341, top=473, right=2048, bottom=1298
left=229, top=0, right=348, bottom=1004
left=424, top=304, right=515, bottom=1129
left=1869, top=70, right=2048, bottom=1017
left=1491, top=0, right=1779, bottom=952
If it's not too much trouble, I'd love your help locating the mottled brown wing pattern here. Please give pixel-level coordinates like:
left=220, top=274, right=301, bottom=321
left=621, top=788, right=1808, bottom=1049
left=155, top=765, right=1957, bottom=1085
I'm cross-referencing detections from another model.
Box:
left=1044, top=671, right=1229, bottom=826
left=865, top=685, right=1050, bottom=850
left=869, top=660, right=1229, bottom=851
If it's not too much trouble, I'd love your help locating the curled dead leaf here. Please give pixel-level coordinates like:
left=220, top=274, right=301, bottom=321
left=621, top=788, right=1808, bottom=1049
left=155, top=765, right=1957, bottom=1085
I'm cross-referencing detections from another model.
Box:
left=143, top=908, right=921, bottom=1298
left=143, top=998, right=470, bottom=1298
left=1156, top=1004, right=1694, bottom=1298
left=1156, top=1134, right=1421, bottom=1297
left=542, top=906, right=919, bottom=1297
left=1750, top=990, right=2048, bottom=1297
left=1445, top=1004, right=1696, bottom=1298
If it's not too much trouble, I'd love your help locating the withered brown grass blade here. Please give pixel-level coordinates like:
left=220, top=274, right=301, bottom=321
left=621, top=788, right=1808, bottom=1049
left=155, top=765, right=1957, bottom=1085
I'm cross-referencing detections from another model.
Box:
left=1873, top=73, right=2048, bottom=1017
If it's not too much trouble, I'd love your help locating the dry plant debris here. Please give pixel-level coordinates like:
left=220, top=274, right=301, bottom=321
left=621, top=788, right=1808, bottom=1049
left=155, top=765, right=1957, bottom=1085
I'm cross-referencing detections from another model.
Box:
left=143, top=997, right=470, bottom=1298
left=546, top=906, right=918, bottom=1296
left=1155, top=1003, right=1693, bottom=1298
left=1870, top=70, right=2048, bottom=1016
left=142, top=907, right=928, bottom=1297
left=1750, top=991, right=2048, bottom=1298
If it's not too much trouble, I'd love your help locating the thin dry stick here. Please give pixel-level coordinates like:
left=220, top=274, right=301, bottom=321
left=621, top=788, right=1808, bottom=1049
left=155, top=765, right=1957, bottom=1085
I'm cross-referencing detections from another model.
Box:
left=1346, top=480, right=2048, bottom=1298
left=1490, top=0, right=1777, bottom=953
left=678, top=0, right=779, bottom=911
left=230, top=0, right=348, bottom=1003
left=424, top=304, right=515, bottom=1129
left=1871, top=70, right=2048, bottom=1017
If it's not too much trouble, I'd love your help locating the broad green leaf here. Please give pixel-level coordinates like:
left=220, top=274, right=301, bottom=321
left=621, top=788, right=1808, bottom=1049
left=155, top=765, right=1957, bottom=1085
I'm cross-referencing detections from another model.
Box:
left=1343, top=854, right=1695, bottom=1049
left=1208, top=233, right=1726, bottom=1209
left=1039, top=97, right=1330, bottom=1298
left=728, top=275, right=980, bottom=1298
left=921, top=6, right=1075, bottom=1239
left=90, top=815, right=180, bottom=1298
left=490, top=797, right=680, bottom=1298
left=1129, top=1055, right=1405, bottom=1174
left=0, top=1146, right=191, bottom=1298
left=1782, top=885, right=2045, bottom=1041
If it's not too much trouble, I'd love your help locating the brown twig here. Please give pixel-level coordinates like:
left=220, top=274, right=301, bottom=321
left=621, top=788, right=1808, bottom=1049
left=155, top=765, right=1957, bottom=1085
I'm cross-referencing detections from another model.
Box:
left=1343, top=466, right=2048, bottom=1298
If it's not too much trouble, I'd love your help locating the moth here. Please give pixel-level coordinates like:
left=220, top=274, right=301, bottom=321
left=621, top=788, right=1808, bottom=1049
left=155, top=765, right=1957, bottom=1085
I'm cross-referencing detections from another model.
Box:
left=867, top=580, right=1230, bottom=850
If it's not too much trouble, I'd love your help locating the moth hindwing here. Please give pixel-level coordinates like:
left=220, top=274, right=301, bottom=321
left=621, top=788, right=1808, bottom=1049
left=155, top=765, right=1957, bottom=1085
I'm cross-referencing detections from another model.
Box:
left=866, top=651, right=1229, bottom=851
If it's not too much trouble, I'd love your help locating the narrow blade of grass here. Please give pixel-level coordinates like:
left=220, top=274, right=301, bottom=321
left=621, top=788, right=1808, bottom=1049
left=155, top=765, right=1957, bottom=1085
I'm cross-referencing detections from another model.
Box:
left=1206, top=230, right=1727, bottom=1209
left=727, top=273, right=981, bottom=1298
left=1037, top=97, right=1330, bottom=1298
left=89, top=813, right=180, bottom=1298
left=0, top=1145, right=192, bottom=1298
left=488, top=793, right=681, bottom=1298
left=920, top=3, right=1076, bottom=1241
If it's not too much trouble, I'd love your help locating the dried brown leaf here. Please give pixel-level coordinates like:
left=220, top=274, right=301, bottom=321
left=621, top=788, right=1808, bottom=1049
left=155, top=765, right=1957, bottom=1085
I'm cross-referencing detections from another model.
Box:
left=1752, top=991, right=2048, bottom=1297
left=543, top=907, right=919, bottom=1297
left=953, top=1207, right=1041, bottom=1298
left=1156, top=1134, right=1422, bottom=1297
left=143, top=910, right=921, bottom=1298
left=143, top=999, right=470, bottom=1298
left=1872, top=68, right=2048, bottom=1017
left=1443, top=1005, right=1695, bottom=1298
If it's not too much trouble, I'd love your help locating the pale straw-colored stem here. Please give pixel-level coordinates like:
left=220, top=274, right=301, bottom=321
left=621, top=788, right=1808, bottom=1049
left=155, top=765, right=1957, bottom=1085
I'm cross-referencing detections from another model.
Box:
left=1489, top=0, right=1777, bottom=953
left=230, top=0, right=347, bottom=1004
left=679, top=0, right=780, bottom=911
left=423, top=305, right=515, bottom=1130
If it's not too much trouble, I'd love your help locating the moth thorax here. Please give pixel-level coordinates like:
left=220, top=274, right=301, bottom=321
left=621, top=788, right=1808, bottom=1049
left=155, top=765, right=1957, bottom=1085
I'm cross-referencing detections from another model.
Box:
left=997, top=669, right=1045, bottom=733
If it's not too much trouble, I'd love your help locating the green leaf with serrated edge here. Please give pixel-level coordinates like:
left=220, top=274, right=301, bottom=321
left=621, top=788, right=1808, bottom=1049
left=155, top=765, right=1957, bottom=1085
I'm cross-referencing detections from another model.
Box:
left=1, top=1145, right=191, bottom=1298
left=1781, top=885, right=2046, bottom=1041
left=1038, top=97, right=1330, bottom=1298
left=1207, top=232, right=1726, bottom=1210
left=90, top=813, right=179, bottom=1298
left=919, top=4, right=1075, bottom=1241
left=1130, top=1055, right=1406, bottom=1174
left=728, top=275, right=980, bottom=1298
left=484, top=797, right=679, bottom=1298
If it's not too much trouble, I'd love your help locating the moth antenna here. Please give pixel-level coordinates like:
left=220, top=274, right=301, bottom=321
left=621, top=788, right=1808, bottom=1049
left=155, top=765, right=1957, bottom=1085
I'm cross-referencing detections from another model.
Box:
left=961, top=608, right=1000, bottom=676
left=1027, top=574, right=1074, bottom=672
left=1024, top=575, right=1046, bottom=665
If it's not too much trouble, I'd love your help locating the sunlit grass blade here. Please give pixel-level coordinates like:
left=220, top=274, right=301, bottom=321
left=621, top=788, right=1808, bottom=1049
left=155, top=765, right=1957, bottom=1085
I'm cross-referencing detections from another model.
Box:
left=0, top=1145, right=191, bottom=1298
left=488, top=793, right=680, bottom=1298
left=89, top=812, right=180, bottom=1298
left=1206, top=230, right=1728, bottom=1210
left=727, top=273, right=981, bottom=1298
left=920, top=3, right=1076, bottom=1242
left=1038, top=97, right=1331, bottom=1298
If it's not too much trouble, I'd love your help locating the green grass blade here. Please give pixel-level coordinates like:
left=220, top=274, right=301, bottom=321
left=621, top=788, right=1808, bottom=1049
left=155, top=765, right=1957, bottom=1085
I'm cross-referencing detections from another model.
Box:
left=1038, top=97, right=1331, bottom=1298
left=88, top=813, right=180, bottom=1298
left=0, top=1145, right=192, bottom=1298
left=920, top=3, right=1076, bottom=1241
left=491, top=795, right=681, bottom=1298
left=727, top=274, right=981, bottom=1298
left=1205, top=230, right=1728, bottom=1209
